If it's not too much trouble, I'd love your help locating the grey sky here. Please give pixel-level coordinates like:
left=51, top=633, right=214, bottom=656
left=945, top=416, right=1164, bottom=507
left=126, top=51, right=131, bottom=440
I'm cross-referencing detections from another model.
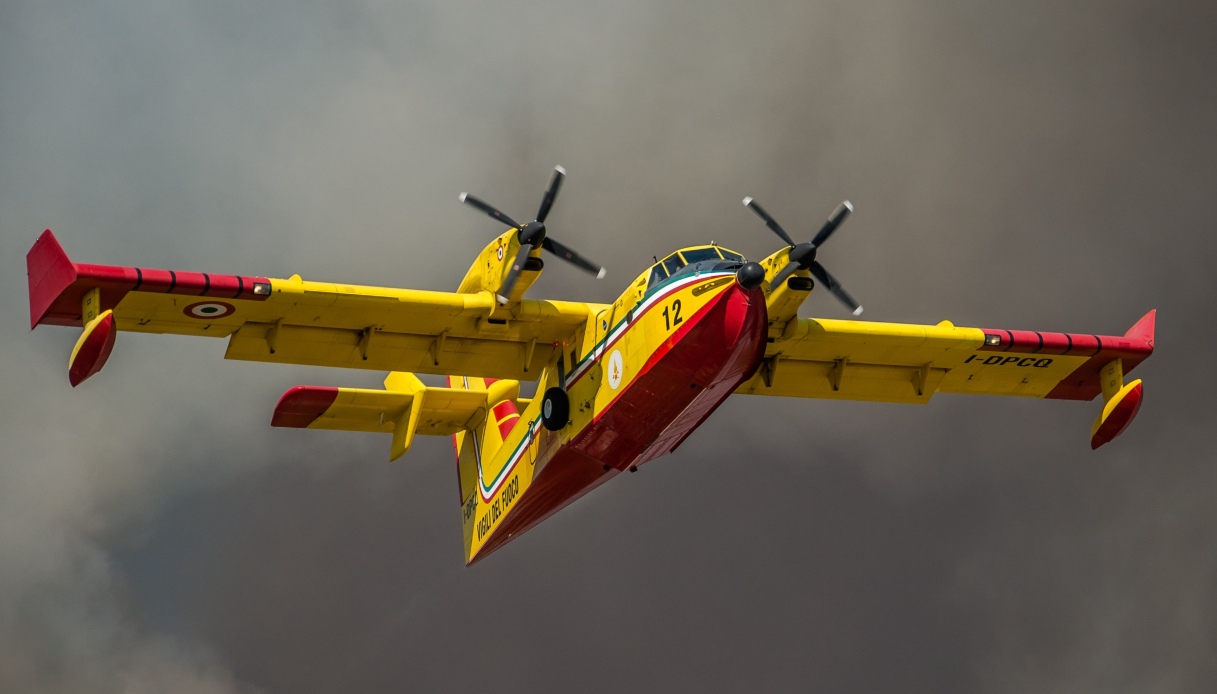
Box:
left=2, top=1, right=1216, bottom=692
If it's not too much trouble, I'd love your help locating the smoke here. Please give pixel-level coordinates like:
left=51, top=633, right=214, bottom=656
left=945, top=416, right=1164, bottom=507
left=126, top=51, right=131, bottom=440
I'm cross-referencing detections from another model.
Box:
left=2, top=0, right=1216, bottom=691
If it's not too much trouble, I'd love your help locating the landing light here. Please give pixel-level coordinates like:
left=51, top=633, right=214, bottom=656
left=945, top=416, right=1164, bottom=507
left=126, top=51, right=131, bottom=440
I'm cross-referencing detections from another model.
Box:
left=253, top=282, right=271, bottom=296
left=984, top=334, right=1002, bottom=346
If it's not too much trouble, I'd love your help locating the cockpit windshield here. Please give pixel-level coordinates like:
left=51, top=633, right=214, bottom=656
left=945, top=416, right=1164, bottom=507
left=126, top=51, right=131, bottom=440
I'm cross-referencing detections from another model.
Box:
left=679, top=248, right=722, bottom=265
left=644, top=246, right=748, bottom=290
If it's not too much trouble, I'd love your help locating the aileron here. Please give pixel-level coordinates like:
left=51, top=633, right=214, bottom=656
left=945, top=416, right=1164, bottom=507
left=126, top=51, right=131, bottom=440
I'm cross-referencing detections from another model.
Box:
left=741, top=312, right=1155, bottom=403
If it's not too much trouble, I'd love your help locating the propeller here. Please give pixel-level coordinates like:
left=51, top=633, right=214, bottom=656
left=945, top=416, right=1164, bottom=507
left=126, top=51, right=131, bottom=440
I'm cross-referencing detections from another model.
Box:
left=460, top=166, right=605, bottom=301
left=742, top=197, right=863, bottom=316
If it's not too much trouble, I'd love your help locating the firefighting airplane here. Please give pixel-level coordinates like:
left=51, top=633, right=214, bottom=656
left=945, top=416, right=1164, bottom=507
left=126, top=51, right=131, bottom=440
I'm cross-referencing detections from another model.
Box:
left=27, top=167, right=1154, bottom=565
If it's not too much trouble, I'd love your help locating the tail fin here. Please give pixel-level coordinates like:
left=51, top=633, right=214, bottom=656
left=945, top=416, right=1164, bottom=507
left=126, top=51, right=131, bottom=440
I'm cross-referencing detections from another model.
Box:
left=447, top=376, right=522, bottom=515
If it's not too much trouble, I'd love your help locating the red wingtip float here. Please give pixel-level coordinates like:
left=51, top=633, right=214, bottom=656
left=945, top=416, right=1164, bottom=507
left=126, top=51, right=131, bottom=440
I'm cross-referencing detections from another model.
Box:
left=27, top=228, right=272, bottom=386
left=1087, top=309, right=1155, bottom=450
left=68, top=309, right=116, bottom=387
left=1091, top=380, right=1144, bottom=450
left=29, top=230, right=119, bottom=386
left=26, top=169, right=1158, bottom=563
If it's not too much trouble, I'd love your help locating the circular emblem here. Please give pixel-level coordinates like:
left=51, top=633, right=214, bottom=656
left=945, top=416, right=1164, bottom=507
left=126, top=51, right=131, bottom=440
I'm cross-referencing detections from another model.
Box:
left=184, top=301, right=235, bottom=319
left=607, top=349, right=624, bottom=390
left=496, top=244, right=505, bottom=261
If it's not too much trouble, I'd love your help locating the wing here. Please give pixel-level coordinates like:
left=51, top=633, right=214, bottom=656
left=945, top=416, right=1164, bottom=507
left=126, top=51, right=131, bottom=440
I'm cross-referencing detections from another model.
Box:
left=737, top=312, right=1155, bottom=403
left=28, top=230, right=602, bottom=381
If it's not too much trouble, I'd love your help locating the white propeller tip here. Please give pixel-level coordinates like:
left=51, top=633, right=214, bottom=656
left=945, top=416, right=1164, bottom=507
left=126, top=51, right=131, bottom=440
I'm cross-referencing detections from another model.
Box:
left=852, top=306, right=864, bottom=316
left=495, top=294, right=509, bottom=305
left=843, top=200, right=854, bottom=212
left=554, top=165, right=567, bottom=175
left=742, top=196, right=753, bottom=206
left=459, top=192, right=468, bottom=202
left=596, top=267, right=607, bottom=279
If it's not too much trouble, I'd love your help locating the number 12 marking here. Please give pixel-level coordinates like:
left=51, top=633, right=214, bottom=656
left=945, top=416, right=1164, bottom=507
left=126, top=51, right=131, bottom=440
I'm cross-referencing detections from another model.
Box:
left=662, top=299, right=683, bottom=331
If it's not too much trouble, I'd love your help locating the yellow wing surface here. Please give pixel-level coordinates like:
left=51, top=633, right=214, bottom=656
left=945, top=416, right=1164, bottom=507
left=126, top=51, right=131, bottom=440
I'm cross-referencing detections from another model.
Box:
left=738, top=313, right=1155, bottom=404
left=28, top=230, right=602, bottom=381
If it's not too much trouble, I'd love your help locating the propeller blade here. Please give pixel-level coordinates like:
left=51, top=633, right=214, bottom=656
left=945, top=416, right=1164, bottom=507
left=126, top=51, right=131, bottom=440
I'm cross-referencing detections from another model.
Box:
left=498, top=243, right=536, bottom=301
left=809, top=261, right=862, bottom=315
left=463, top=167, right=606, bottom=299
left=770, top=260, right=800, bottom=289
left=542, top=237, right=606, bottom=278
left=459, top=192, right=521, bottom=230
left=743, top=197, right=796, bottom=247
left=535, top=165, right=566, bottom=223
left=810, top=200, right=853, bottom=248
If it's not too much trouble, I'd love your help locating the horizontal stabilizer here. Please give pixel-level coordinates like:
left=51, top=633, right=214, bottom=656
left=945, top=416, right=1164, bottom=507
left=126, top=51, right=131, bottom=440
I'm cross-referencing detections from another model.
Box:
left=272, top=373, right=489, bottom=460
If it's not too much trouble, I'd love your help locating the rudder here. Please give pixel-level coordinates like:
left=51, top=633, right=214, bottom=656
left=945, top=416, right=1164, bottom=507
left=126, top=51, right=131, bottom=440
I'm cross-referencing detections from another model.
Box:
left=447, top=376, right=523, bottom=532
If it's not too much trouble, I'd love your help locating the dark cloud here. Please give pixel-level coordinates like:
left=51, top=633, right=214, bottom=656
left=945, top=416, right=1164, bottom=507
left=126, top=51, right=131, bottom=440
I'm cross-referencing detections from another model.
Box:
left=3, top=1, right=1216, bottom=692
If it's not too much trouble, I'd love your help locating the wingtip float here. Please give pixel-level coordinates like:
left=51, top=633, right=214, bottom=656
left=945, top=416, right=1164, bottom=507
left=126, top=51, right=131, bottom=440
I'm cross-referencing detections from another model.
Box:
left=1087, top=309, right=1155, bottom=450
left=27, top=170, right=1156, bottom=563
left=28, top=228, right=273, bottom=386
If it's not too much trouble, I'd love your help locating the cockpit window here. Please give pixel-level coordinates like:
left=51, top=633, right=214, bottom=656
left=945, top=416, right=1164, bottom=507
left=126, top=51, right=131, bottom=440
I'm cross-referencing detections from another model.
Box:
left=647, top=264, right=668, bottom=288
left=647, top=247, right=747, bottom=290
left=679, top=248, right=723, bottom=265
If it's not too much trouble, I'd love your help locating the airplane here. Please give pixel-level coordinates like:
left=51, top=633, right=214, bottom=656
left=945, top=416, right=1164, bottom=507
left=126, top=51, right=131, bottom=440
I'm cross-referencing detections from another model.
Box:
left=26, top=166, right=1155, bottom=565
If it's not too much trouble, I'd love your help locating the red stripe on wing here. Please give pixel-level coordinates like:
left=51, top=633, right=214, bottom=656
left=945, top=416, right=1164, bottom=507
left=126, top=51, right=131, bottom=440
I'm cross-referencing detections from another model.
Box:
left=978, top=310, right=1156, bottom=401
left=27, top=230, right=270, bottom=328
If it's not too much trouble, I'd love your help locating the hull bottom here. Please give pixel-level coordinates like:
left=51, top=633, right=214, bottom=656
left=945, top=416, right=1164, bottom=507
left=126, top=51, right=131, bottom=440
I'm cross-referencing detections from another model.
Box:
left=472, top=282, right=766, bottom=563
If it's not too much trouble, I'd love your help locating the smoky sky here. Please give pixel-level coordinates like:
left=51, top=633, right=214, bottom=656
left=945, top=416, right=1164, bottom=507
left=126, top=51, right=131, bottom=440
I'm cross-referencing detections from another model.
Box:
left=3, top=1, right=1217, bottom=692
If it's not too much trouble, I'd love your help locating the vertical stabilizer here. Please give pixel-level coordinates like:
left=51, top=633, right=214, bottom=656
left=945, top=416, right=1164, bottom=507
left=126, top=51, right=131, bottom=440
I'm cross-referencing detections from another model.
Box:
left=447, top=376, right=522, bottom=560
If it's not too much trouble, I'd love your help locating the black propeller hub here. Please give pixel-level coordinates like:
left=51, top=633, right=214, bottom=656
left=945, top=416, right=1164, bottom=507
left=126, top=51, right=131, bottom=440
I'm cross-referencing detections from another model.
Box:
left=736, top=261, right=766, bottom=290
left=459, top=166, right=606, bottom=301
left=788, top=242, right=817, bottom=268
left=517, top=221, right=546, bottom=247
left=741, top=197, right=863, bottom=315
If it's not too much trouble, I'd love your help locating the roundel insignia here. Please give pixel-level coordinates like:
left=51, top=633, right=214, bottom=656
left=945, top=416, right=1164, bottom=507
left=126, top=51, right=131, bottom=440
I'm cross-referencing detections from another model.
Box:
left=607, top=349, right=624, bottom=390
left=496, top=244, right=505, bottom=261
left=184, top=301, right=235, bottom=319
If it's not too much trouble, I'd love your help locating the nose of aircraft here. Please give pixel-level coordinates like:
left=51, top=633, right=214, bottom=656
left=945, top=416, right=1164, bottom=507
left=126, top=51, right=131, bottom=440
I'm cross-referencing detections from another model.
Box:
left=735, top=261, right=765, bottom=290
